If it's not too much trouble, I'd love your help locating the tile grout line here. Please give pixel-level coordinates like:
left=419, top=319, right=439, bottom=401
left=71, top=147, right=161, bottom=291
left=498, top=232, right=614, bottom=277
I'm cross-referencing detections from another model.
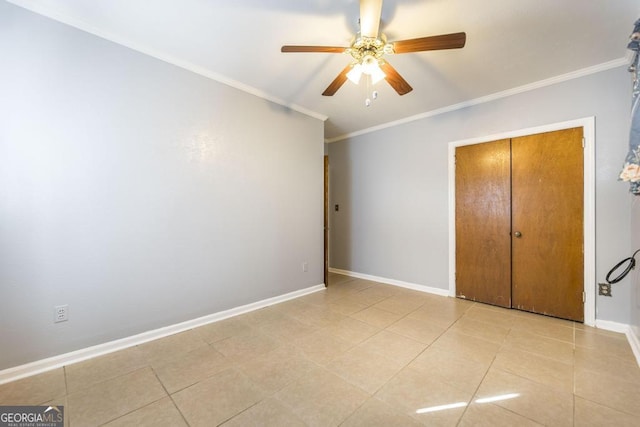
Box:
left=454, top=304, right=506, bottom=426
left=212, top=367, right=275, bottom=427
left=151, top=365, right=192, bottom=427
left=365, top=300, right=476, bottom=424
left=453, top=317, right=547, bottom=427
left=333, top=296, right=438, bottom=424
left=292, top=285, right=440, bottom=424
left=96, top=366, right=173, bottom=426
left=568, top=323, right=639, bottom=420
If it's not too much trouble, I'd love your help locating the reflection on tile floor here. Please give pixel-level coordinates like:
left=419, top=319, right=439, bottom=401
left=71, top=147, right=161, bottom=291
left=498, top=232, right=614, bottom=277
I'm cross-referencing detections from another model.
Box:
left=2, top=273, right=640, bottom=426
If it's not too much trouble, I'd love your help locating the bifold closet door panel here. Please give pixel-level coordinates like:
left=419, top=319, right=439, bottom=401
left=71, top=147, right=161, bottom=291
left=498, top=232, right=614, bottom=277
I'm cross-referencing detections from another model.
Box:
left=455, top=139, right=512, bottom=307
left=511, top=127, right=584, bottom=322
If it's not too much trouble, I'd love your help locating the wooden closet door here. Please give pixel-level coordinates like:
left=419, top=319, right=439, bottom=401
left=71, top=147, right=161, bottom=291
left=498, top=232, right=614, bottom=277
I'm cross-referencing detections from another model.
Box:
left=511, top=128, right=584, bottom=321
left=455, top=139, right=512, bottom=307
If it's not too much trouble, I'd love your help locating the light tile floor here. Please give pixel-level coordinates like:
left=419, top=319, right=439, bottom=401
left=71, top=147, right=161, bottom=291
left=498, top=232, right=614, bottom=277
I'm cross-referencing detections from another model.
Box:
left=2, top=273, right=640, bottom=426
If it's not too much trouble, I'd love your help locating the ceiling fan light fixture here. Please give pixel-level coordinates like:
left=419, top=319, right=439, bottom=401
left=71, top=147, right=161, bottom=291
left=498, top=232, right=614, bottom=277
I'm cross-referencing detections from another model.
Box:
left=351, top=54, right=385, bottom=85
left=369, top=62, right=386, bottom=84
left=347, top=63, right=363, bottom=84
left=360, top=54, right=378, bottom=73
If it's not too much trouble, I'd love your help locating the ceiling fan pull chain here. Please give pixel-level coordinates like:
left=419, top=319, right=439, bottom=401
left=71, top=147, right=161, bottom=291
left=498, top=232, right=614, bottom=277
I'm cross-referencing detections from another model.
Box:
left=364, top=74, right=380, bottom=107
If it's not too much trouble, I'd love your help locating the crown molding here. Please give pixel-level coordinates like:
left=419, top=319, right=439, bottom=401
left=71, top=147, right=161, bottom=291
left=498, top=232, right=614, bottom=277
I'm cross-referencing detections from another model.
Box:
left=7, top=0, right=328, bottom=123
left=325, top=58, right=627, bottom=143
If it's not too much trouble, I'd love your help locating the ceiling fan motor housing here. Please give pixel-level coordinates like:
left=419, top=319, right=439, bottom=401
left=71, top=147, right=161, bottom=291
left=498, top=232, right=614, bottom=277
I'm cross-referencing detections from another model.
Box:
left=347, top=34, right=388, bottom=66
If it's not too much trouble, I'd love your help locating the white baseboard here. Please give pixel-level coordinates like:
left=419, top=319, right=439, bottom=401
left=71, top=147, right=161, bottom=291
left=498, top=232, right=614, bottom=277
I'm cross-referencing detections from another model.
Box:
left=329, top=268, right=450, bottom=297
left=594, top=319, right=630, bottom=334
left=627, top=326, right=640, bottom=368
left=595, top=319, right=640, bottom=367
left=0, top=284, right=325, bottom=385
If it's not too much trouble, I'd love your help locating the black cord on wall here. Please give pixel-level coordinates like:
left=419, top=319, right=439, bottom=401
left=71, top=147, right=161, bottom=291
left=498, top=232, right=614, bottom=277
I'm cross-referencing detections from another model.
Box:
left=606, top=248, right=640, bottom=284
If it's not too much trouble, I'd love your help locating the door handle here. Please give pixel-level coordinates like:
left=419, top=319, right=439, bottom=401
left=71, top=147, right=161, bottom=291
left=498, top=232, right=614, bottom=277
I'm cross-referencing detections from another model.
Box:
left=514, top=231, right=522, bottom=238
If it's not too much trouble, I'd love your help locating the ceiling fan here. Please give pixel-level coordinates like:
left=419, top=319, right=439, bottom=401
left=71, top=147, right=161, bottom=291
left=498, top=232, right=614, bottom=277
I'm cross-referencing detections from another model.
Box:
left=281, top=0, right=466, bottom=97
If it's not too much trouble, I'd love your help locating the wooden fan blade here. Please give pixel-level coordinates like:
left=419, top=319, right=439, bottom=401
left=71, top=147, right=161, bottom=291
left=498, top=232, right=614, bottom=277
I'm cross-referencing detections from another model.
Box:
left=392, top=32, right=466, bottom=54
left=379, top=61, right=412, bottom=95
left=281, top=46, right=347, bottom=53
left=360, top=0, right=383, bottom=38
left=322, top=64, right=353, bottom=96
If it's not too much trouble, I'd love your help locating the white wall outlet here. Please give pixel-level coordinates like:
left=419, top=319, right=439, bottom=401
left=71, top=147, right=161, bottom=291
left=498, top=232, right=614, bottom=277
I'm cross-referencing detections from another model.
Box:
left=54, top=305, right=68, bottom=323
left=302, top=262, right=308, bottom=272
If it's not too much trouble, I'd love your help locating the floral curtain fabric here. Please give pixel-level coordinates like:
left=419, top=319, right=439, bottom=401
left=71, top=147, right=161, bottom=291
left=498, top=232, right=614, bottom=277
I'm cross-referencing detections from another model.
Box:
left=619, top=19, right=640, bottom=194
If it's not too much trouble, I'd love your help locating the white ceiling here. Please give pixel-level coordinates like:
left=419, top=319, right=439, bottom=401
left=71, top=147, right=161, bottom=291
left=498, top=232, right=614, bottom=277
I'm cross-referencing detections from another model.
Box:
left=9, top=0, right=640, bottom=140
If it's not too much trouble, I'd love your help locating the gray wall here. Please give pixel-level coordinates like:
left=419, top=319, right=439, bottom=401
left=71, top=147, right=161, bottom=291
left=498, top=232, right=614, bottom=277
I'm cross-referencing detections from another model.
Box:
left=329, top=66, right=632, bottom=324
left=0, top=3, right=324, bottom=370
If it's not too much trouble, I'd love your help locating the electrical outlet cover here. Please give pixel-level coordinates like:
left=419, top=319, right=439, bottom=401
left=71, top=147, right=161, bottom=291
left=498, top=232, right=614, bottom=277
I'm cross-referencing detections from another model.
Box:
left=54, top=305, right=68, bottom=322
left=598, top=283, right=612, bottom=297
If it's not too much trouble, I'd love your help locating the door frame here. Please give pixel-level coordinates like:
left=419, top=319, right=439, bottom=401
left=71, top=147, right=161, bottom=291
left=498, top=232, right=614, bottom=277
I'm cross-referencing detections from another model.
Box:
left=447, top=117, right=596, bottom=326
left=324, top=155, right=329, bottom=287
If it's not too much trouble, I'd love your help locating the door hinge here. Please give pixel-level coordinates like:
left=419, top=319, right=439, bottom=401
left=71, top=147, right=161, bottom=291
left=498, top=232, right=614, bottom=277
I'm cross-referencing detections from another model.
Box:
left=582, top=291, right=586, bottom=303
left=581, top=137, right=585, bottom=148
